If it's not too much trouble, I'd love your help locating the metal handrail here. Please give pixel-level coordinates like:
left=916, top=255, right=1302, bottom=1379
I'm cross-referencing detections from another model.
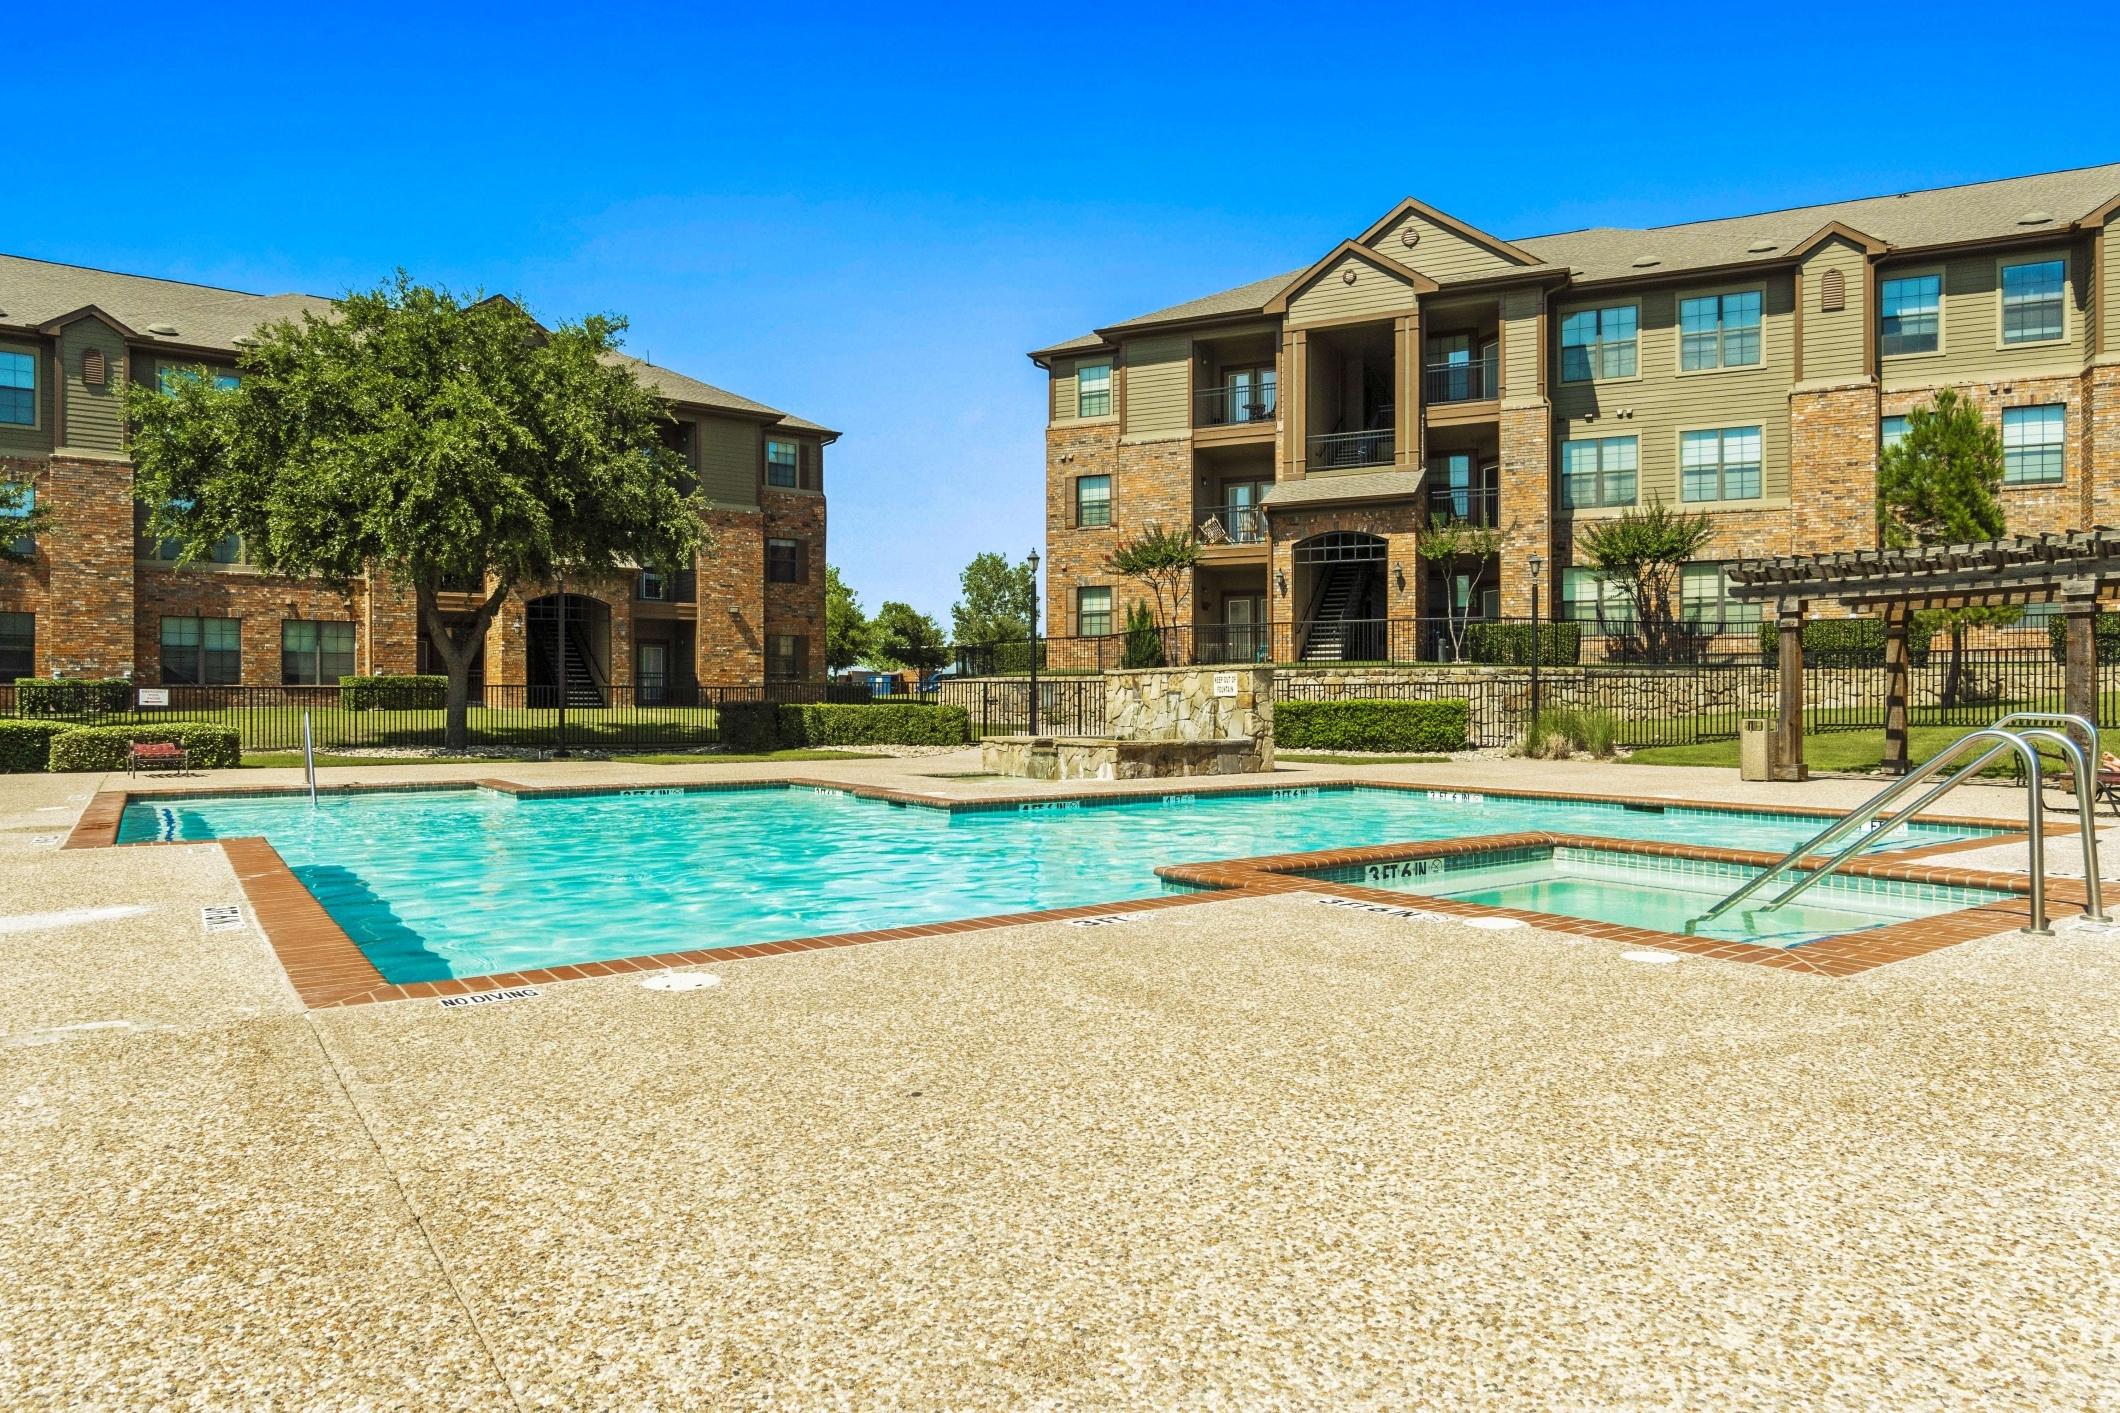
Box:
left=1686, top=726, right=2053, bottom=936
left=301, top=709, right=317, bottom=806
left=1988, top=712, right=2107, bottom=923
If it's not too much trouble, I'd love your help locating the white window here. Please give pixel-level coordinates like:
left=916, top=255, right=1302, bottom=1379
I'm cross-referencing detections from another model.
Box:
left=1679, top=426, right=1762, bottom=503
left=2002, top=404, right=2065, bottom=485
left=1076, top=362, right=1112, bottom=418
left=1559, top=436, right=1637, bottom=509
left=1561, top=568, right=1633, bottom=630
left=1559, top=306, right=1637, bottom=382
left=1076, top=586, right=1113, bottom=636
left=1679, top=290, right=1762, bottom=370
left=1680, top=563, right=1761, bottom=630
left=1880, top=275, right=1941, bottom=356
left=1074, top=474, right=1111, bottom=527
left=2000, top=259, right=2066, bottom=344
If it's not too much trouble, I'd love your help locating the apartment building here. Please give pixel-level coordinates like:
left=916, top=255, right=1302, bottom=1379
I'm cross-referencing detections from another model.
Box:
left=1032, top=163, right=2120, bottom=662
left=0, top=255, right=833, bottom=696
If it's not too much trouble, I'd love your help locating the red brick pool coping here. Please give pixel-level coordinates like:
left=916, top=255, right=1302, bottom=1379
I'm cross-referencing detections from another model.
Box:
left=65, top=773, right=2070, bottom=1005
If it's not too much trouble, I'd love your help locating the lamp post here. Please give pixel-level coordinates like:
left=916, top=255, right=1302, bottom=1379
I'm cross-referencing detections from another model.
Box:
left=1026, top=548, right=1041, bottom=737
left=1527, top=552, right=1544, bottom=728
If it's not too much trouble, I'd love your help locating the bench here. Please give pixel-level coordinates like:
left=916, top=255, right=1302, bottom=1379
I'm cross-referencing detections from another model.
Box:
left=128, top=742, right=189, bottom=776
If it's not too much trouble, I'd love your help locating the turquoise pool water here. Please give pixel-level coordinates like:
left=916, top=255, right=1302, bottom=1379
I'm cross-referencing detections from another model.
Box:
left=119, top=784, right=1999, bottom=981
left=1332, top=845, right=2014, bottom=947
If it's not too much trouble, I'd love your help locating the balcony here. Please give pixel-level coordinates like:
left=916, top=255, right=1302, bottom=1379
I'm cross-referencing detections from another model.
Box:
left=637, top=568, right=698, bottom=604
left=1423, top=352, right=1498, bottom=406
left=1308, top=428, right=1393, bottom=470
left=1427, top=483, right=1499, bottom=528
left=1196, top=381, right=1278, bottom=428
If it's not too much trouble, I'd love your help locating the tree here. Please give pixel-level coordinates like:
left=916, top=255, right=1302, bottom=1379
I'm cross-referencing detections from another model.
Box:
left=1105, top=522, right=1200, bottom=637
left=1415, top=512, right=1505, bottom=661
left=127, top=274, right=703, bottom=747
left=1878, top=390, right=2012, bottom=706
left=868, top=601, right=949, bottom=673
left=951, top=551, right=1036, bottom=647
left=825, top=566, right=870, bottom=672
left=1121, top=601, right=1164, bottom=668
left=0, top=478, right=53, bottom=566
left=1577, top=501, right=1716, bottom=661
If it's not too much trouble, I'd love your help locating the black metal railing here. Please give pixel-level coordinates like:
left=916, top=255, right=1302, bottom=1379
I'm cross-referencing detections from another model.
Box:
left=1196, top=500, right=1267, bottom=545
left=932, top=676, right=1107, bottom=737
left=1195, top=381, right=1278, bottom=427
left=636, top=568, right=698, bottom=603
left=1308, top=429, right=1393, bottom=469
left=1426, top=484, right=1499, bottom=528
left=1423, top=353, right=1498, bottom=405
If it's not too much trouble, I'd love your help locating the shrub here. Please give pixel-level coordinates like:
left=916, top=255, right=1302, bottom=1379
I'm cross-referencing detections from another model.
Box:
left=46, top=724, right=241, bottom=772
left=1757, top=617, right=1931, bottom=668
left=11, top=677, right=134, bottom=716
left=717, top=702, right=971, bottom=751
left=1519, top=707, right=1619, bottom=760
left=2047, top=612, right=2120, bottom=663
left=1121, top=603, right=1164, bottom=669
left=1274, top=698, right=1469, bottom=753
left=1458, top=621, right=1582, bottom=666
left=340, top=674, right=449, bottom=711
left=0, top=719, right=73, bottom=772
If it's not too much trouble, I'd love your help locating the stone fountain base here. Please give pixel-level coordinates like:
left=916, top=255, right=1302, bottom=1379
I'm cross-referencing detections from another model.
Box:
left=980, top=734, right=1270, bottom=782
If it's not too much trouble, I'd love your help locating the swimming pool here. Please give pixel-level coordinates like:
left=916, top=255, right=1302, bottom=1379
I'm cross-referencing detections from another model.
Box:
left=1300, top=843, right=2017, bottom=948
left=120, top=783, right=2002, bottom=982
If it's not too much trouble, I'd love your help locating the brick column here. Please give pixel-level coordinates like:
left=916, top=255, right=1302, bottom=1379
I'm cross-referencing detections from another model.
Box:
left=363, top=570, right=422, bottom=675
left=1495, top=399, right=1551, bottom=616
left=1789, top=380, right=1881, bottom=555
left=44, top=456, right=136, bottom=677
left=697, top=506, right=766, bottom=682
left=2086, top=361, right=2120, bottom=528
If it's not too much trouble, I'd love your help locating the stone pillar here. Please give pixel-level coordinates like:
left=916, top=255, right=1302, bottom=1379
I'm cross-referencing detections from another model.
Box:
left=1495, top=399, right=1552, bottom=616
left=1882, top=604, right=1910, bottom=776
left=1775, top=602, right=1808, bottom=781
left=2087, top=361, right=2120, bottom=528
left=1788, top=380, right=1881, bottom=556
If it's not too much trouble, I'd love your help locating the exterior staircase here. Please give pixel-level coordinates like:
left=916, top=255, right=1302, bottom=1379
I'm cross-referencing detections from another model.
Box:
left=1301, top=565, right=1363, bottom=660
left=558, top=630, right=603, bottom=707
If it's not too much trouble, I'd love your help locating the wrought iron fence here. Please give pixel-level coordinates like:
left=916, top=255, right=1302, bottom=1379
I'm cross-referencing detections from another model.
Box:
left=932, top=676, right=1106, bottom=737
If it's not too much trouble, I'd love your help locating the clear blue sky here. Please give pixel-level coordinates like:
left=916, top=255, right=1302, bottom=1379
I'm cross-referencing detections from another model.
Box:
left=15, top=3, right=2118, bottom=625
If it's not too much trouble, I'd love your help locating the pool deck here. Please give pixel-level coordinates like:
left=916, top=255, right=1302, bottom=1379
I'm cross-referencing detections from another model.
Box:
left=5, top=753, right=2120, bottom=1404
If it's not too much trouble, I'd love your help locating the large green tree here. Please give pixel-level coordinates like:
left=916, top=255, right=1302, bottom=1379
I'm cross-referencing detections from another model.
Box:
left=951, top=551, right=1035, bottom=647
left=824, top=566, right=870, bottom=672
left=867, top=601, right=950, bottom=673
left=1877, top=389, right=2013, bottom=706
left=127, top=275, right=703, bottom=746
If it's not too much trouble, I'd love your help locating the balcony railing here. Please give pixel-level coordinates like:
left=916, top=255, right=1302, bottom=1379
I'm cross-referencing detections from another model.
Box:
left=1195, top=381, right=1278, bottom=427
left=1196, top=500, right=1267, bottom=545
left=1424, top=353, right=1498, bottom=405
left=1308, top=428, right=1393, bottom=469
left=637, top=568, right=698, bottom=603
left=1426, top=484, right=1499, bottom=528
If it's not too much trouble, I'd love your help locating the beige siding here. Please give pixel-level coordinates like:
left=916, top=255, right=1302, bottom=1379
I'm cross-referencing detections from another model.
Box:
left=1500, top=287, right=1541, bottom=398
left=1880, top=244, right=2089, bottom=389
left=1050, top=353, right=1114, bottom=425
left=1798, top=237, right=1868, bottom=382
left=695, top=413, right=760, bottom=507
left=1371, top=212, right=1516, bottom=284
left=0, top=338, right=53, bottom=456
left=1286, top=255, right=1419, bottom=327
left=2103, top=224, right=2119, bottom=356
left=1552, top=275, right=1795, bottom=508
left=1121, top=334, right=1189, bottom=439
left=57, top=319, right=128, bottom=454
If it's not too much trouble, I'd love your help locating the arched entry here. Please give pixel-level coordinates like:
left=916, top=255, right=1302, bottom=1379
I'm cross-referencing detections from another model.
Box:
left=525, top=594, right=611, bottom=707
left=1292, top=532, right=1386, bottom=661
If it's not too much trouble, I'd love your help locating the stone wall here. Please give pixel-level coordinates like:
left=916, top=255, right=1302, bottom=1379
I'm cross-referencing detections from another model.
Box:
left=1104, top=665, right=1273, bottom=743
left=981, top=734, right=1269, bottom=781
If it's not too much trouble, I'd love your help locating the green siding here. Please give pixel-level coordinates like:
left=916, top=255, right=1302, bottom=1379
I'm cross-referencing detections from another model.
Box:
left=2104, top=224, right=2120, bottom=357
left=58, top=318, right=128, bottom=454
left=1799, top=238, right=1868, bottom=382
left=1370, top=212, right=1517, bottom=284
left=1552, top=275, right=1795, bottom=508
left=1121, top=334, right=1189, bottom=439
left=695, top=414, right=760, bottom=507
left=0, top=338, right=53, bottom=456
left=1050, top=354, right=1114, bottom=425
left=1287, top=254, right=1419, bottom=327
left=1880, top=244, right=2089, bottom=389
left=1500, top=287, right=1541, bottom=398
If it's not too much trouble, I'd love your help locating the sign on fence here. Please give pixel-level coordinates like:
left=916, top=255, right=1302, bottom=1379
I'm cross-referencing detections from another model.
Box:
left=136, top=688, right=169, bottom=707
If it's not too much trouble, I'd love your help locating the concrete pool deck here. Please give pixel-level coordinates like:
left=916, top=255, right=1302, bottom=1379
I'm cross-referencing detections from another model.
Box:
left=5, top=756, right=2119, bottom=1403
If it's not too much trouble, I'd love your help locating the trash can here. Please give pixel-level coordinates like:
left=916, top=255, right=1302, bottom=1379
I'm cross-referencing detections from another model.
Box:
left=1739, top=718, right=1775, bottom=781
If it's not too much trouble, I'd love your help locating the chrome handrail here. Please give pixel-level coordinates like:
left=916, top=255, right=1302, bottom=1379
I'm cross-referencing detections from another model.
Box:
left=1686, top=727, right=2052, bottom=936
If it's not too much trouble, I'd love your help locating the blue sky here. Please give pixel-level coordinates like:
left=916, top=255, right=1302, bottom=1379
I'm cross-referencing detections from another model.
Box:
left=15, top=3, right=2119, bottom=624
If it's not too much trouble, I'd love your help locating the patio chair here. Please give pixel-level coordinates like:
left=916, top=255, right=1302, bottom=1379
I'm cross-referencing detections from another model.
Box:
left=128, top=741, right=189, bottom=776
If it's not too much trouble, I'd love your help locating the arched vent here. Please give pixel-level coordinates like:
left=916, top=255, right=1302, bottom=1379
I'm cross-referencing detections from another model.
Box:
left=1819, top=268, right=1846, bottom=313
left=81, top=348, right=106, bottom=386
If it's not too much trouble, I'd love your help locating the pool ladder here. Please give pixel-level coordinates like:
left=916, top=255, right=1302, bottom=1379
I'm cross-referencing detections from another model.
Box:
left=1686, top=713, right=2108, bottom=938
left=302, top=709, right=318, bottom=807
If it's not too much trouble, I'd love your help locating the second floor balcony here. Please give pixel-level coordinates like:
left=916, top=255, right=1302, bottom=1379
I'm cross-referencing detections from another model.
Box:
left=1309, top=427, right=1394, bottom=470
left=1196, top=499, right=1267, bottom=546
left=637, top=568, right=698, bottom=604
left=1424, top=351, right=1499, bottom=406
left=1427, top=482, right=1499, bottom=528
left=1195, top=379, right=1278, bottom=429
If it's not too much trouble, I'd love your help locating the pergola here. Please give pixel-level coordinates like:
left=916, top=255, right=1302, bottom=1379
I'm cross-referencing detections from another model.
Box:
left=1728, top=531, right=2117, bottom=778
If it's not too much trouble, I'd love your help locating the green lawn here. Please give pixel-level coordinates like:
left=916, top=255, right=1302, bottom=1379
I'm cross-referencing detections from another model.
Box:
left=1627, top=722, right=2117, bottom=774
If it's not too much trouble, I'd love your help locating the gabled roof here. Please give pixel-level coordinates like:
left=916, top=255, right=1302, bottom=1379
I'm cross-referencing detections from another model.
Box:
left=1782, top=220, right=1889, bottom=261
left=1355, top=196, right=1539, bottom=266
left=0, top=252, right=834, bottom=437
left=1261, top=240, right=1439, bottom=315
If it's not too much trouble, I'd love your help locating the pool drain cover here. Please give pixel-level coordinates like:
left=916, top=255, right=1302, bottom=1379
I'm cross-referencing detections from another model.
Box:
left=642, top=972, right=721, bottom=991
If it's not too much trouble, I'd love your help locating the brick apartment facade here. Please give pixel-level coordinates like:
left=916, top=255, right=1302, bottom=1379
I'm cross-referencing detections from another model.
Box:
left=1031, top=163, right=2120, bottom=663
left=0, top=255, right=833, bottom=696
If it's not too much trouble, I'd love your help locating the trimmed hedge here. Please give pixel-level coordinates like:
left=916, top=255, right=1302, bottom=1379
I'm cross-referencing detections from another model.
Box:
left=1459, top=621, right=1582, bottom=666
left=719, top=702, right=971, bottom=752
left=46, top=724, right=241, bottom=773
left=1275, top=698, right=1470, bottom=753
left=1757, top=617, right=1932, bottom=668
left=340, top=674, right=449, bottom=710
left=0, top=720, right=74, bottom=773
left=11, top=677, right=133, bottom=716
left=2048, top=612, right=2120, bottom=663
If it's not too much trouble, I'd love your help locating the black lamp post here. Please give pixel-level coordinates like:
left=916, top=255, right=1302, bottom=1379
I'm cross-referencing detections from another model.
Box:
left=1527, top=551, right=1544, bottom=727
left=551, top=572, right=570, bottom=759
left=1026, top=547, right=1041, bottom=737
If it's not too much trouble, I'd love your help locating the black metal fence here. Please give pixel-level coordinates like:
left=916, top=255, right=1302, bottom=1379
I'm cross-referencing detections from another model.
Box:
left=931, top=676, right=1106, bottom=738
